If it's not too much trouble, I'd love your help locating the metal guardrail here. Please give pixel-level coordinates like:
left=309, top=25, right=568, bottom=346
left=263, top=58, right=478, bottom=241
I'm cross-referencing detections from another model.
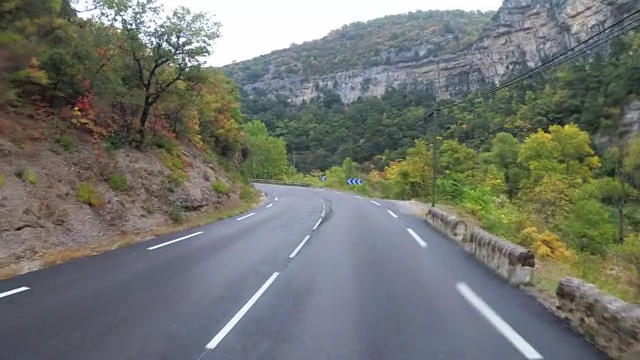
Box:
left=250, top=179, right=312, bottom=187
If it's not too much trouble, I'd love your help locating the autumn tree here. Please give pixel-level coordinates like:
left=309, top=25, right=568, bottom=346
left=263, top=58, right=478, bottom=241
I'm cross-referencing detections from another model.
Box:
left=93, top=0, right=220, bottom=143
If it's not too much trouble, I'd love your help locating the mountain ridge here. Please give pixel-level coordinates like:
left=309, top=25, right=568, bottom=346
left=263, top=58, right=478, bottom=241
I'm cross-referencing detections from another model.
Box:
left=223, top=0, right=636, bottom=104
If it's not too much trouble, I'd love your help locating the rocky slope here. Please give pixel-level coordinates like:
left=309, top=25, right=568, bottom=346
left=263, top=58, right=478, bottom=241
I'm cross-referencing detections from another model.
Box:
left=224, top=0, right=636, bottom=104
left=0, top=115, right=252, bottom=278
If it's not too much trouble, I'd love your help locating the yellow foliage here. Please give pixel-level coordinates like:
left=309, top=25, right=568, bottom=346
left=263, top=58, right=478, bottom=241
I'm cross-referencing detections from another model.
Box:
left=76, top=182, right=104, bottom=207
left=520, top=227, right=574, bottom=262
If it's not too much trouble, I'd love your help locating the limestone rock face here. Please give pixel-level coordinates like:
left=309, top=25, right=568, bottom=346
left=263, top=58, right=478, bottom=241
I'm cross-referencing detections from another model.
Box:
left=228, top=0, right=635, bottom=104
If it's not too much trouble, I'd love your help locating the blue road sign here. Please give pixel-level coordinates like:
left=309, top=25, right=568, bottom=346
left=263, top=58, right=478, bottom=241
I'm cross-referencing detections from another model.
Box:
left=347, top=178, right=363, bottom=185
left=321, top=176, right=326, bottom=182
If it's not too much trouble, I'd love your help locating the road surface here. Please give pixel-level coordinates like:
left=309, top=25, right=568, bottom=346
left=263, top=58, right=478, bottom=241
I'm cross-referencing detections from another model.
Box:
left=0, top=184, right=606, bottom=360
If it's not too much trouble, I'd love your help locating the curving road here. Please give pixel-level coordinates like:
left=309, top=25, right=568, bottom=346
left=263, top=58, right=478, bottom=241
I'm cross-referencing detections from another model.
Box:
left=0, top=184, right=606, bottom=360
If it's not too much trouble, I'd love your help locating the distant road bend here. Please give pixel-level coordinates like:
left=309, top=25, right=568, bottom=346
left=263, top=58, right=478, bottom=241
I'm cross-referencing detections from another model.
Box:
left=0, top=184, right=606, bottom=360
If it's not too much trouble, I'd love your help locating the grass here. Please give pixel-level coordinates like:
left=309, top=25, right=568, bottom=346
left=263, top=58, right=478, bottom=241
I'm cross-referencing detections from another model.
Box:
left=76, top=182, right=104, bottom=207
left=15, top=165, right=37, bottom=185
left=0, top=172, right=3, bottom=187
left=160, top=195, right=261, bottom=233
left=107, top=172, right=129, bottom=191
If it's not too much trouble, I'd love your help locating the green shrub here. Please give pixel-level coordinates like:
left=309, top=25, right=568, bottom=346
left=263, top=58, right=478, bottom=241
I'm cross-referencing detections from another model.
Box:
left=55, top=134, right=76, bottom=152
left=142, top=203, right=156, bottom=215
left=167, top=173, right=185, bottom=191
left=152, top=135, right=178, bottom=152
left=76, top=182, right=104, bottom=207
left=16, top=166, right=37, bottom=185
left=107, top=173, right=129, bottom=191
left=104, top=135, right=126, bottom=153
left=212, top=180, right=229, bottom=194
left=239, top=184, right=257, bottom=202
left=160, top=149, right=188, bottom=188
left=0, top=172, right=4, bottom=187
left=169, top=206, right=185, bottom=223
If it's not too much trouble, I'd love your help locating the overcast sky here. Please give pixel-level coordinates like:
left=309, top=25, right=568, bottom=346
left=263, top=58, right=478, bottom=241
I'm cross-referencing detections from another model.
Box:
left=159, top=0, right=503, bottom=67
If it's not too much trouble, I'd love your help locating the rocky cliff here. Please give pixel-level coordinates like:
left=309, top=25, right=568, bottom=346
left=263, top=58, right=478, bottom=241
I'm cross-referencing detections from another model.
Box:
left=225, top=0, right=636, bottom=104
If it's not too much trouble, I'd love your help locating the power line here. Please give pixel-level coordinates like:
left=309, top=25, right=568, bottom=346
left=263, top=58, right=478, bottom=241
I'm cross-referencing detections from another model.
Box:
left=437, top=10, right=640, bottom=111
left=489, top=17, right=640, bottom=94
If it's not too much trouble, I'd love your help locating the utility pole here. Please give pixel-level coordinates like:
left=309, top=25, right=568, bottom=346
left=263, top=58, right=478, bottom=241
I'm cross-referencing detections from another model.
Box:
left=431, top=59, right=441, bottom=208
left=431, top=106, right=438, bottom=208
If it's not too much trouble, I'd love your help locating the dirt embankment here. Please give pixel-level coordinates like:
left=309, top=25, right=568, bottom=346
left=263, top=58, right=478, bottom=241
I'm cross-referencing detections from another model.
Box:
left=0, top=116, right=250, bottom=278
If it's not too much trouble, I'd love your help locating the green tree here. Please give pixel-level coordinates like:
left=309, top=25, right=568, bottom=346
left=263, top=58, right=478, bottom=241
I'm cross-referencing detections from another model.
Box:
left=487, top=132, right=524, bottom=198
left=564, top=199, right=616, bottom=254
left=241, top=121, right=289, bottom=179
left=94, top=0, right=221, bottom=143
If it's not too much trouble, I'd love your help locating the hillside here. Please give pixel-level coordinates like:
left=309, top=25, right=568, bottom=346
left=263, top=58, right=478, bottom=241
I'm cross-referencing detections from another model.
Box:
left=0, top=0, right=292, bottom=277
left=224, top=10, right=495, bottom=82
left=225, top=0, right=635, bottom=104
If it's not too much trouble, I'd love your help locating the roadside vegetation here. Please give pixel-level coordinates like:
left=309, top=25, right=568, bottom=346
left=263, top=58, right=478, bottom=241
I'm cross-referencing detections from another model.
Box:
left=0, top=0, right=266, bottom=276
left=249, top=32, right=640, bottom=303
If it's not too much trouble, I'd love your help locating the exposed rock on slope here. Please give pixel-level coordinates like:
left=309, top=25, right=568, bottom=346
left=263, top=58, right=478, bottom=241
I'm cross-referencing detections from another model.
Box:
left=0, top=117, right=244, bottom=277
left=225, top=0, right=636, bottom=104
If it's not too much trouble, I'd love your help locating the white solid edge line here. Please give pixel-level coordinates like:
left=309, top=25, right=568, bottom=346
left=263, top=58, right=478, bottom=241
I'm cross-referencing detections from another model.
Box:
left=313, top=218, right=322, bottom=230
left=236, top=213, right=256, bottom=221
left=455, top=282, right=543, bottom=360
left=266, top=203, right=273, bottom=208
left=206, top=272, right=280, bottom=350
left=406, top=228, right=427, bottom=248
left=0, top=286, right=30, bottom=299
left=147, top=231, right=204, bottom=250
left=370, top=200, right=381, bottom=206
left=321, top=209, right=325, bottom=217
left=387, top=210, right=398, bottom=218
left=289, top=235, right=311, bottom=259
left=354, top=195, right=362, bottom=199
left=275, top=197, right=278, bottom=201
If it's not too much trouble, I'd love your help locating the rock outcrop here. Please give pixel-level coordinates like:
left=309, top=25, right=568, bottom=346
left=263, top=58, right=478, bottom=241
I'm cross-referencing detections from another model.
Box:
left=228, top=0, right=635, bottom=104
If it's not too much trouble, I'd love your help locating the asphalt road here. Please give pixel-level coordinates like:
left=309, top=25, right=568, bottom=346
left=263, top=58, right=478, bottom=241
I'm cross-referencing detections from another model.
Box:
left=0, top=184, right=607, bottom=360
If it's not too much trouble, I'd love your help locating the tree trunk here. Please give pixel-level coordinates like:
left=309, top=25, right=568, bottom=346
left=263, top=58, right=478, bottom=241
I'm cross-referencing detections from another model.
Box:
left=138, top=96, right=151, bottom=145
left=618, top=202, right=625, bottom=244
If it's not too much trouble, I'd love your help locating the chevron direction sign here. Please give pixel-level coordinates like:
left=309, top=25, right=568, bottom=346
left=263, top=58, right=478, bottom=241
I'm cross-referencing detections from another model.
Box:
left=347, top=178, right=363, bottom=185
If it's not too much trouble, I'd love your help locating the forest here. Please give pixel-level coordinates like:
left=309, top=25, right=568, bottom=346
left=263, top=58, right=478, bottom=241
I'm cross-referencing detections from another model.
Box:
left=243, top=32, right=640, bottom=301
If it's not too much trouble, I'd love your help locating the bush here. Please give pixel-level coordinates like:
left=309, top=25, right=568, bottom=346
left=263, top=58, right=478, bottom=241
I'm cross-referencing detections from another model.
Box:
left=104, top=134, right=127, bottom=153
left=55, top=134, right=76, bottom=152
left=212, top=180, right=229, bottom=194
left=169, top=206, right=185, bottom=223
left=152, top=135, right=178, bottom=152
left=0, top=173, right=3, bottom=187
left=616, top=235, right=640, bottom=278
left=76, top=182, right=104, bottom=207
left=160, top=149, right=188, bottom=187
left=16, top=165, right=37, bottom=185
left=519, top=226, right=574, bottom=262
left=239, top=184, right=257, bottom=202
left=107, top=173, right=129, bottom=191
